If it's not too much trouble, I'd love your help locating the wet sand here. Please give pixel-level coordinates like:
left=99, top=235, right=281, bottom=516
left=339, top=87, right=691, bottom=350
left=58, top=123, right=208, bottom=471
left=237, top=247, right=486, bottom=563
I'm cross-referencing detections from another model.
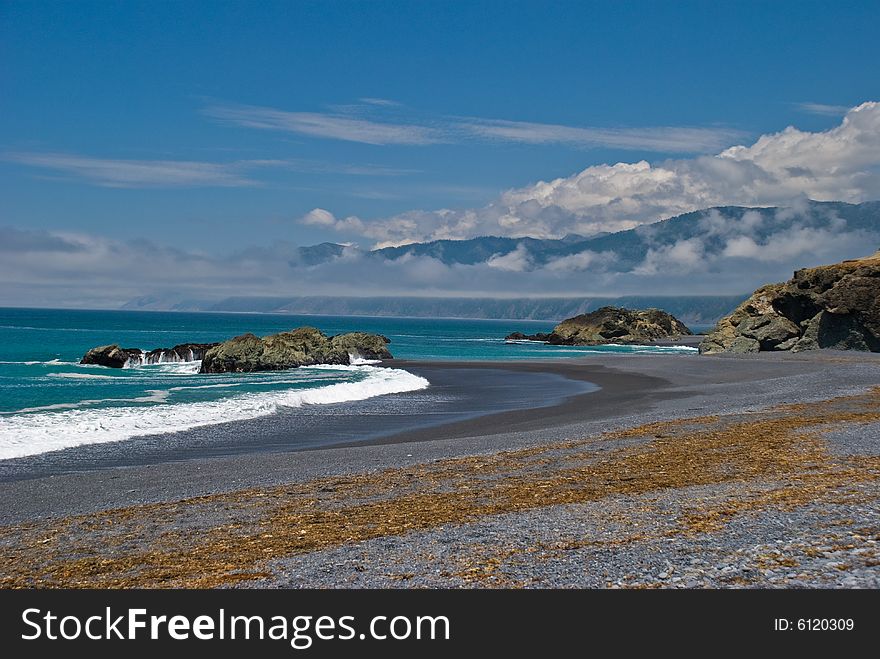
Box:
left=0, top=364, right=600, bottom=483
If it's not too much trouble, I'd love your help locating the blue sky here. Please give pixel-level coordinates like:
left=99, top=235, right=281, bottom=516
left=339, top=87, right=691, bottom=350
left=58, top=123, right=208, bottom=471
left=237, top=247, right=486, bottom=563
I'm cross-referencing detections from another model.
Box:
left=2, top=1, right=880, bottom=308
left=2, top=0, right=878, bottom=252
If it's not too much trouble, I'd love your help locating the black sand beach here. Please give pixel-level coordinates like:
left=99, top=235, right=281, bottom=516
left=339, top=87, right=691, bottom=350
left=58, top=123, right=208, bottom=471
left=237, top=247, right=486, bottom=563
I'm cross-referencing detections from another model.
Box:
left=0, top=365, right=599, bottom=484
left=1, top=351, right=879, bottom=588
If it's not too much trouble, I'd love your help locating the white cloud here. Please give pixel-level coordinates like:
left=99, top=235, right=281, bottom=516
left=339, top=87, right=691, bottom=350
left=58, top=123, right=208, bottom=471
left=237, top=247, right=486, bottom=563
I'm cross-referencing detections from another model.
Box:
left=796, top=102, right=852, bottom=117
left=0, top=227, right=300, bottom=308
left=6, top=104, right=880, bottom=307
left=3, top=152, right=276, bottom=188
left=722, top=235, right=762, bottom=259
left=486, top=244, right=532, bottom=272
left=545, top=250, right=615, bottom=272
left=299, top=208, right=365, bottom=233
left=5, top=151, right=416, bottom=188
left=461, top=118, right=745, bottom=152
left=358, top=97, right=401, bottom=107
left=341, top=102, right=880, bottom=246
left=635, top=237, right=706, bottom=275
left=721, top=224, right=858, bottom=262
left=283, top=159, right=417, bottom=176
left=204, top=100, right=743, bottom=154
left=204, top=103, right=443, bottom=145
left=3, top=201, right=878, bottom=309
left=300, top=208, right=337, bottom=227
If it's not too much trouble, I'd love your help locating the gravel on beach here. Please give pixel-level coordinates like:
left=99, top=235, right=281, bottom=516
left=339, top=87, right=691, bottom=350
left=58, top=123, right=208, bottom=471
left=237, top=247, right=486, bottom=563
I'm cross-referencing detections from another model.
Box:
left=1, top=350, right=878, bottom=589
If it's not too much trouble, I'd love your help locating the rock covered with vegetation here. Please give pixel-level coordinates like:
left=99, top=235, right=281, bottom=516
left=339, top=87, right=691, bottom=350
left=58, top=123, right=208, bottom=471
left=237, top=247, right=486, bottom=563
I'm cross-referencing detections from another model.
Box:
left=506, top=306, right=692, bottom=346
left=81, top=328, right=391, bottom=371
left=199, top=327, right=391, bottom=373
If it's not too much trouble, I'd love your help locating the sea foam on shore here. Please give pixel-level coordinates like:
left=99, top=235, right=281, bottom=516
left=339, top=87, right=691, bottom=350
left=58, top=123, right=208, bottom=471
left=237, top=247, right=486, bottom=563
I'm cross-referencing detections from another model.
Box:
left=0, top=365, right=429, bottom=460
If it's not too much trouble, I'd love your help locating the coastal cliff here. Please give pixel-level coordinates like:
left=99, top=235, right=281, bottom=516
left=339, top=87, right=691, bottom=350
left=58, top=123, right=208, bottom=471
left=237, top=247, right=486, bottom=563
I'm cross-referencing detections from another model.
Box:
left=507, top=306, right=692, bottom=346
left=699, top=251, right=880, bottom=354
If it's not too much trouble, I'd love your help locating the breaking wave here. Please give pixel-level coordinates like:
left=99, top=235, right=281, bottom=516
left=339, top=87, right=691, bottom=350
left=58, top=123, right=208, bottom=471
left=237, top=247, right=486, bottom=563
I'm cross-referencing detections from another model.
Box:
left=0, top=365, right=429, bottom=460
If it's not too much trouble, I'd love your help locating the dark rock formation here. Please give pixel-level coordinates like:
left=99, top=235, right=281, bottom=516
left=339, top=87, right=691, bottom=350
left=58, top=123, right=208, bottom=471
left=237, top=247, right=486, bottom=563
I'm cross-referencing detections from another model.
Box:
left=505, top=332, right=555, bottom=342
left=328, top=332, right=393, bottom=361
left=80, top=342, right=221, bottom=368
left=699, top=251, right=880, bottom=354
left=80, top=344, right=143, bottom=368
left=506, top=306, right=692, bottom=346
left=82, top=328, right=392, bottom=372
left=199, top=327, right=392, bottom=373
left=552, top=307, right=692, bottom=345
left=140, top=343, right=219, bottom=364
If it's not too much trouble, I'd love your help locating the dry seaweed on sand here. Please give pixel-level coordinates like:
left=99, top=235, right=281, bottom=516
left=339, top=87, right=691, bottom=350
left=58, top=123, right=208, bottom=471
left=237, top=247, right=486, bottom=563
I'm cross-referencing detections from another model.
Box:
left=1, top=388, right=879, bottom=588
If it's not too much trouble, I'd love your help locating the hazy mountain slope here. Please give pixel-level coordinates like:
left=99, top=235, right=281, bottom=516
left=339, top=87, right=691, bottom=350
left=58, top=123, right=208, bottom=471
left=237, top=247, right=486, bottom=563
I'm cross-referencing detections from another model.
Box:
left=392, top=200, right=880, bottom=270
left=295, top=200, right=880, bottom=271
left=196, top=295, right=745, bottom=325
left=123, top=200, right=879, bottom=318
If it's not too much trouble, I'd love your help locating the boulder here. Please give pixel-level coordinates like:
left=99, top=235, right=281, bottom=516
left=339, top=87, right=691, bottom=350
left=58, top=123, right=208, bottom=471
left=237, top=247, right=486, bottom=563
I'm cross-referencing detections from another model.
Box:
left=505, top=306, right=692, bottom=346
left=329, top=332, right=392, bottom=361
left=80, top=342, right=220, bottom=367
left=552, top=307, right=692, bottom=345
left=504, top=332, right=555, bottom=342
left=80, top=344, right=141, bottom=368
left=164, top=343, right=219, bottom=362
left=700, top=251, right=880, bottom=354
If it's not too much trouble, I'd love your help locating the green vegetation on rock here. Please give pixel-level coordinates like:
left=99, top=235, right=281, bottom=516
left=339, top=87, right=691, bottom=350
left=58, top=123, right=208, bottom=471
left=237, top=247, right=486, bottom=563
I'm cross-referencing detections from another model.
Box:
left=200, top=327, right=392, bottom=373
left=507, top=306, right=692, bottom=346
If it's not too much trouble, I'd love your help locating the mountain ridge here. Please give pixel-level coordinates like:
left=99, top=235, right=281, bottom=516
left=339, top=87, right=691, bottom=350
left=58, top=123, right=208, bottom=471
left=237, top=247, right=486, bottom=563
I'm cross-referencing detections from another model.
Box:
left=123, top=200, right=880, bottom=321
left=122, top=294, right=746, bottom=325
left=294, top=200, right=880, bottom=270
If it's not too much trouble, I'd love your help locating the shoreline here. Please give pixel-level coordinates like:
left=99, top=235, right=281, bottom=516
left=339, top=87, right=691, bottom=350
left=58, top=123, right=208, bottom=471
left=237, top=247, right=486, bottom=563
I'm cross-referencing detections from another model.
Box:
left=0, top=362, right=600, bottom=483
left=346, top=357, right=676, bottom=448
left=1, top=349, right=878, bottom=588
left=1, top=350, right=878, bottom=525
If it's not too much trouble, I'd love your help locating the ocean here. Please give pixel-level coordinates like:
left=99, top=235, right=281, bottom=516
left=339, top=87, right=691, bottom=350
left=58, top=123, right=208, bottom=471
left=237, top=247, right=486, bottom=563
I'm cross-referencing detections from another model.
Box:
left=0, top=307, right=698, bottom=461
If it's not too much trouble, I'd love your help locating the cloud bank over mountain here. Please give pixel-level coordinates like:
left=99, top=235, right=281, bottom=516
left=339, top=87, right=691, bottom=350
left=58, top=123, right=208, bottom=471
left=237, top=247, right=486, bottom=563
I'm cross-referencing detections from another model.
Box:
left=304, top=102, right=880, bottom=247
left=3, top=104, right=878, bottom=310
left=2, top=201, right=877, bottom=310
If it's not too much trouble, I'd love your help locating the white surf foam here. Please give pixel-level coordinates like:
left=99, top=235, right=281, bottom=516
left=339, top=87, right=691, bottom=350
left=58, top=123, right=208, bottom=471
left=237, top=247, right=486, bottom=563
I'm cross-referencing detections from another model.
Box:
left=535, top=346, right=698, bottom=355
left=0, top=366, right=429, bottom=460
left=123, top=360, right=202, bottom=375
left=9, top=390, right=171, bottom=415
left=47, top=372, right=115, bottom=380
left=0, top=359, right=71, bottom=365
left=307, top=364, right=381, bottom=371
left=167, top=383, right=240, bottom=391
left=349, top=356, right=382, bottom=365
left=600, top=343, right=698, bottom=350
left=156, top=362, right=202, bottom=375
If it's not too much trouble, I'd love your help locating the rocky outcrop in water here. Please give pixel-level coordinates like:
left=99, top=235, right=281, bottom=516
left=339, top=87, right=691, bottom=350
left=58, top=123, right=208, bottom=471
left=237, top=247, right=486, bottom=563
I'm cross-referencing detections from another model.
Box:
left=80, top=344, right=141, bottom=368
left=81, top=328, right=392, bottom=372
left=80, top=343, right=219, bottom=368
left=199, top=327, right=392, bottom=373
left=506, top=306, right=692, bottom=346
left=699, top=251, right=880, bottom=354
left=505, top=332, right=555, bottom=343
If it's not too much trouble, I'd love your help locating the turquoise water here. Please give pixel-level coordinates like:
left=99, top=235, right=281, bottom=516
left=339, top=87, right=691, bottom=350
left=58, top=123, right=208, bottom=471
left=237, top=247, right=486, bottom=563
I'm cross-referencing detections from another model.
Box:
left=0, top=307, right=697, bottom=459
